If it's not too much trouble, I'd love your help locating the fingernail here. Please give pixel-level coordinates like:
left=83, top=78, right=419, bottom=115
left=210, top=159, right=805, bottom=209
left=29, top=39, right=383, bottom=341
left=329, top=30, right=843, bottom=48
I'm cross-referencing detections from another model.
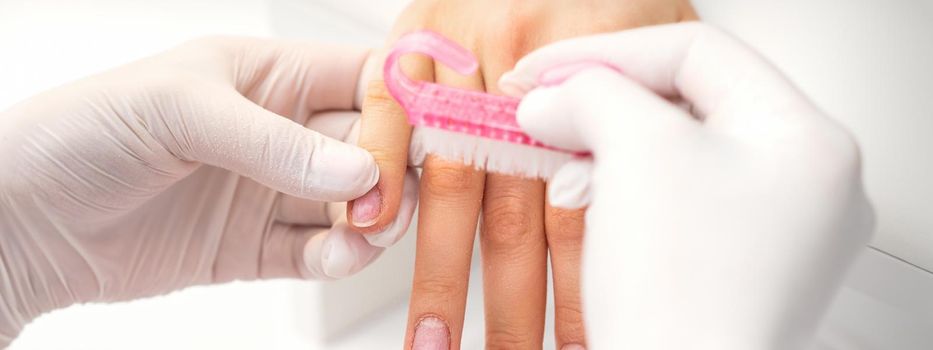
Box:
left=412, top=317, right=449, bottom=350
left=351, top=187, right=382, bottom=228
left=561, top=344, right=585, bottom=350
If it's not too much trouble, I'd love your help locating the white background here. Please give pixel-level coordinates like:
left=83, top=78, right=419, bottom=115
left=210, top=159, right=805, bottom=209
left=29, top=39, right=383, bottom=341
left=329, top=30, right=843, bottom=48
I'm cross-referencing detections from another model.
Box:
left=1, top=0, right=932, bottom=349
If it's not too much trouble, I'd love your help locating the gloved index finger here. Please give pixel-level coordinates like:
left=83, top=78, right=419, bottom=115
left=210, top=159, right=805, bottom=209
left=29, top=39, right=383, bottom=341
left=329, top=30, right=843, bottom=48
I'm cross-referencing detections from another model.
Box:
left=500, top=22, right=815, bottom=125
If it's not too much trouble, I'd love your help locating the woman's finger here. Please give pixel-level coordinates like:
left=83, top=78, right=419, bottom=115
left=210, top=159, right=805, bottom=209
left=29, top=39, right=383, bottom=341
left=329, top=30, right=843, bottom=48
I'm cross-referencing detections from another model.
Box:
left=407, top=156, right=486, bottom=350
left=405, top=57, right=488, bottom=350
left=350, top=51, right=434, bottom=231
left=545, top=203, right=587, bottom=349
left=479, top=175, right=549, bottom=349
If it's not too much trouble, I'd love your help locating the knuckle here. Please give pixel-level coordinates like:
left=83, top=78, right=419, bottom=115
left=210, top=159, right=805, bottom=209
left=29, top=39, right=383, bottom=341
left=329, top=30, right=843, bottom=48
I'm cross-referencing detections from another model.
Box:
left=422, top=161, right=479, bottom=198
left=552, top=290, right=586, bottom=341
left=482, top=210, right=534, bottom=249
left=411, top=274, right=466, bottom=299
left=362, top=80, right=393, bottom=104
left=486, top=328, right=538, bottom=350
left=555, top=304, right=585, bottom=326
left=482, top=191, right=539, bottom=249
left=481, top=4, right=540, bottom=64
left=364, top=146, right=405, bottom=169
left=362, top=80, right=406, bottom=117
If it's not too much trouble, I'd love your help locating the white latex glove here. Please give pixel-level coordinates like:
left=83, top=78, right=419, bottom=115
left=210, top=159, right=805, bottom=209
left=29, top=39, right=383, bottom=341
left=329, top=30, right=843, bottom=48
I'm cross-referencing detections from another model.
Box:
left=501, top=22, right=875, bottom=349
left=0, top=37, right=418, bottom=346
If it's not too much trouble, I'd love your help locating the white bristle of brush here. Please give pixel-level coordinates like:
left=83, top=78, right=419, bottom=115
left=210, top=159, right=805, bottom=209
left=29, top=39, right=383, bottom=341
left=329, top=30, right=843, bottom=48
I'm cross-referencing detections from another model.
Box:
left=410, top=127, right=575, bottom=180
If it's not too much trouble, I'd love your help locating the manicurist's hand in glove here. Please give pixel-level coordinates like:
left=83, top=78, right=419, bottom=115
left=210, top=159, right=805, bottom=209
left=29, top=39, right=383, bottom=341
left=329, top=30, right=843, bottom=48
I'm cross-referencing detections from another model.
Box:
left=502, top=22, right=876, bottom=349
left=0, top=37, right=418, bottom=346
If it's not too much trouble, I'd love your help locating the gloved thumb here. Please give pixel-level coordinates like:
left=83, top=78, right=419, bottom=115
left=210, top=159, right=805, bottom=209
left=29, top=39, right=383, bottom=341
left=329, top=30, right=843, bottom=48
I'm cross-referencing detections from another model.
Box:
left=159, top=91, right=378, bottom=202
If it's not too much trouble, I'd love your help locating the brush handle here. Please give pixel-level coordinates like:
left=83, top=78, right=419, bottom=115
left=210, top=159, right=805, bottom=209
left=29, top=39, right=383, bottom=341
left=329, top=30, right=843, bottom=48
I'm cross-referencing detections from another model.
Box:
left=384, top=30, right=611, bottom=154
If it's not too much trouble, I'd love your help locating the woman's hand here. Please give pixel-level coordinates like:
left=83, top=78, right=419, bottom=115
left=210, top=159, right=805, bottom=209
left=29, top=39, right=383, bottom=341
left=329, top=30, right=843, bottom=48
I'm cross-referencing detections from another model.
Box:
left=0, top=37, right=417, bottom=346
left=507, top=23, right=876, bottom=349
left=352, top=1, right=699, bottom=349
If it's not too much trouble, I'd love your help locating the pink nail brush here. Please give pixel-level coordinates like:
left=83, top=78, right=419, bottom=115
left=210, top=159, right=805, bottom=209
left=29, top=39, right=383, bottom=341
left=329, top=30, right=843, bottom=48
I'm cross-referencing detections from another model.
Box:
left=384, top=30, right=612, bottom=179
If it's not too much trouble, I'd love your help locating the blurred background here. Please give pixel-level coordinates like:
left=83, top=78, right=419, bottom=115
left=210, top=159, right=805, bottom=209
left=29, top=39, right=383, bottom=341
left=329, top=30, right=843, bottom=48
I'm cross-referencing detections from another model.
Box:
left=1, top=0, right=932, bottom=349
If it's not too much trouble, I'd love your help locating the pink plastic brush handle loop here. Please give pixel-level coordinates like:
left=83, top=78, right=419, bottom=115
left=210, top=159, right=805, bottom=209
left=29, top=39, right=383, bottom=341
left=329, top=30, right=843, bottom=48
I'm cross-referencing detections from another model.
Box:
left=383, top=31, right=479, bottom=108
left=384, top=31, right=534, bottom=144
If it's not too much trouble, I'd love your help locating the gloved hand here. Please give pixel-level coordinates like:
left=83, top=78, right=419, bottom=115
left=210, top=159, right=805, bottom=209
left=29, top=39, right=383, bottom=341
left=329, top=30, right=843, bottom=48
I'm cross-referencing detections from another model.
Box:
left=502, top=22, right=875, bottom=349
left=0, top=37, right=417, bottom=346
